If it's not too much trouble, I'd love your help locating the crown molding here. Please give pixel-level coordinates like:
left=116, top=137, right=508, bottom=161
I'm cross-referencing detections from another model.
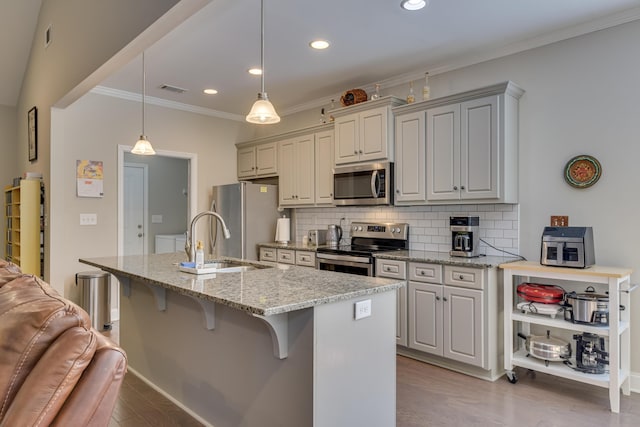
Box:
left=90, top=86, right=246, bottom=122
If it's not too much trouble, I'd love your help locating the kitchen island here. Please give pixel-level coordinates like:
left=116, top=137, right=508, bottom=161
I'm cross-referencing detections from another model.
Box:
left=80, top=253, right=404, bottom=427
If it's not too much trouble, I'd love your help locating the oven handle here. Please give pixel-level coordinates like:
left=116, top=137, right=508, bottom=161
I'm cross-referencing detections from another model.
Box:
left=371, top=170, right=380, bottom=197
left=316, top=252, right=371, bottom=264
left=316, top=258, right=374, bottom=275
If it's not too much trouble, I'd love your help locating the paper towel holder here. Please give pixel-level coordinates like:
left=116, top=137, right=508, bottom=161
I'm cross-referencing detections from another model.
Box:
left=275, top=214, right=290, bottom=245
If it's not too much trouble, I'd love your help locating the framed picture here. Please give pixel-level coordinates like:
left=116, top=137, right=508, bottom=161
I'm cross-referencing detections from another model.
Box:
left=28, top=106, right=37, bottom=162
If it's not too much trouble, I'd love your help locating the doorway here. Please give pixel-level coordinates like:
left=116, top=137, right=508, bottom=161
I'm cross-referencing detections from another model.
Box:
left=123, top=162, right=148, bottom=256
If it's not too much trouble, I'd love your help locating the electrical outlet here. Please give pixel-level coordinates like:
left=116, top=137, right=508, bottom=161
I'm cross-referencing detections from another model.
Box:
left=354, top=299, right=372, bottom=320
left=550, top=216, right=569, bottom=227
left=80, top=213, right=97, bottom=225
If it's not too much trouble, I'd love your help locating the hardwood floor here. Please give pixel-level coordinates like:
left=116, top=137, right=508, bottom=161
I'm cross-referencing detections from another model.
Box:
left=103, top=323, right=640, bottom=426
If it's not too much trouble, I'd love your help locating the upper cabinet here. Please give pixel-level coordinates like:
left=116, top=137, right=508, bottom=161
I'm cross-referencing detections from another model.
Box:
left=393, top=81, right=524, bottom=205
left=332, top=97, right=405, bottom=165
left=279, top=134, right=315, bottom=206
left=314, top=129, right=335, bottom=205
left=237, top=141, right=278, bottom=179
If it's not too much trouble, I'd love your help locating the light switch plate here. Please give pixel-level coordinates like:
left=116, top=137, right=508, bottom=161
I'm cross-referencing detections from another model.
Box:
left=80, top=213, right=97, bottom=225
left=354, top=299, right=372, bottom=320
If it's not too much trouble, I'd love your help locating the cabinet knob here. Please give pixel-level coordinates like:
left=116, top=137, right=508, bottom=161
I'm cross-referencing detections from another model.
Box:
left=458, top=275, right=464, bottom=280
left=396, top=189, right=400, bottom=193
left=453, top=186, right=458, bottom=190
left=420, top=271, right=425, bottom=275
left=252, top=166, right=255, bottom=170
left=330, top=193, right=333, bottom=196
left=443, top=297, right=448, bottom=302
left=137, top=233, right=143, bottom=238
left=354, top=150, right=358, bottom=155
left=461, top=185, right=465, bottom=190
left=436, top=296, right=441, bottom=301
left=359, top=150, right=363, bottom=154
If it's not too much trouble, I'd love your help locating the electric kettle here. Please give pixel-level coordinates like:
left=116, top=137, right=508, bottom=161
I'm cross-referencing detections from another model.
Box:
left=327, top=224, right=342, bottom=246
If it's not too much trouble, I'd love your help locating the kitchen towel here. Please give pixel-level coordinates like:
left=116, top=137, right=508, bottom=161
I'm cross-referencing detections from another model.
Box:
left=275, top=217, right=290, bottom=244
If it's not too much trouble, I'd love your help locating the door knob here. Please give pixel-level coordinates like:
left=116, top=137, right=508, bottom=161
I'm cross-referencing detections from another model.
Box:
left=137, top=224, right=142, bottom=229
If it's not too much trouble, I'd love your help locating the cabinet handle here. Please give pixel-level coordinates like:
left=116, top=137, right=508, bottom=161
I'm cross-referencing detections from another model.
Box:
left=453, top=186, right=458, bottom=190
left=420, top=270, right=425, bottom=275
left=252, top=166, right=255, bottom=170
left=396, top=189, right=400, bottom=193
left=458, top=275, right=464, bottom=280
left=443, top=297, right=448, bottom=302
left=461, top=185, right=465, bottom=190
left=354, top=150, right=358, bottom=155
left=359, top=150, right=363, bottom=154
left=436, top=296, right=441, bottom=301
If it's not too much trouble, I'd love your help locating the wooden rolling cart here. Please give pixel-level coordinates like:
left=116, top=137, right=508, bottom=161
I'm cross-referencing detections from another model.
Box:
left=500, top=261, right=634, bottom=413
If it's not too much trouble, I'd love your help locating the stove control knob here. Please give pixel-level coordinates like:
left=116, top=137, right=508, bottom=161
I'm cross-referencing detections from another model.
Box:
left=358, top=226, right=363, bottom=231
left=352, top=226, right=358, bottom=231
left=395, top=227, right=401, bottom=233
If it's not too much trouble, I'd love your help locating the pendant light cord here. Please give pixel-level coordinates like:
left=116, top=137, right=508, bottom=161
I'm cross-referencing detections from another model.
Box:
left=260, top=0, right=265, bottom=94
left=141, top=52, right=146, bottom=135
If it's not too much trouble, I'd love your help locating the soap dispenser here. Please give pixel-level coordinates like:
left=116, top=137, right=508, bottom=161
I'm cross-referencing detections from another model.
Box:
left=195, top=240, right=205, bottom=268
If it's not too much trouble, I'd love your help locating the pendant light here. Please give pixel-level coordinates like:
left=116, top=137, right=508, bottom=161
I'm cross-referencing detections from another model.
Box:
left=131, top=52, right=156, bottom=155
left=246, top=0, right=280, bottom=124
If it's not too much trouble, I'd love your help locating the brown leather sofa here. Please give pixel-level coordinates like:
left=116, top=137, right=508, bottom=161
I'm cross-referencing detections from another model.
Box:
left=0, top=259, right=127, bottom=426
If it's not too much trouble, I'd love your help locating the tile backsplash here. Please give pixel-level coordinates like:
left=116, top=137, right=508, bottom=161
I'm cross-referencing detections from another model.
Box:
left=294, top=204, right=520, bottom=257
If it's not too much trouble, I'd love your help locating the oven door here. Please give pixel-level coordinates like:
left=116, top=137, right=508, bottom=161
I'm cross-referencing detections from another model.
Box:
left=316, top=255, right=374, bottom=276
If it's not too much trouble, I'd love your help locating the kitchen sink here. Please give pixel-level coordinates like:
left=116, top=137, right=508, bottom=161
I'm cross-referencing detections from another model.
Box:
left=179, top=259, right=270, bottom=275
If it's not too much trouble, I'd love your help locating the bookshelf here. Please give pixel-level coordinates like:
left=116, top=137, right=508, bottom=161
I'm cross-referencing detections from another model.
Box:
left=4, top=179, right=44, bottom=276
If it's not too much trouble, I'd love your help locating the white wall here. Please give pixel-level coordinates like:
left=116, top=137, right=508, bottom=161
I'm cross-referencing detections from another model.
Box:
left=0, top=105, right=18, bottom=258
left=51, top=92, right=240, bottom=302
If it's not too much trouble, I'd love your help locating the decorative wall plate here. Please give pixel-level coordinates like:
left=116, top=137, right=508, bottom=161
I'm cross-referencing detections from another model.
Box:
left=564, top=155, right=601, bottom=188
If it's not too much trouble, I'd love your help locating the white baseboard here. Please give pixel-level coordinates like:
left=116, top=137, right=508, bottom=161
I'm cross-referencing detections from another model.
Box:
left=630, top=371, right=640, bottom=393
left=127, top=367, right=214, bottom=427
left=110, top=308, right=119, bottom=321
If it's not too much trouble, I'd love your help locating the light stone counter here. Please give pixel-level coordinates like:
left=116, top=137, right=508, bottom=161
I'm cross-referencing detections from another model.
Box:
left=257, top=241, right=321, bottom=251
left=375, top=249, right=522, bottom=268
left=80, top=252, right=402, bottom=316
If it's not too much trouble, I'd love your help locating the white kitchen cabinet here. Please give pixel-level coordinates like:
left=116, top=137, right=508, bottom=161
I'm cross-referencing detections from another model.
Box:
left=376, top=259, right=407, bottom=346
left=407, top=263, right=488, bottom=370
left=276, top=248, right=295, bottom=264
left=314, top=130, right=335, bottom=205
left=332, top=97, right=404, bottom=165
left=392, top=81, right=523, bottom=205
left=394, top=110, right=426, bottom=203
left=237, top=141, right=278, bottom=179
left=279, top=135, right=315, bottom=206
left=295, top=250, right=316, bottom=267
left=259, top=247, right=277, bottom=263
left=501, top=261, right=633, bottom=413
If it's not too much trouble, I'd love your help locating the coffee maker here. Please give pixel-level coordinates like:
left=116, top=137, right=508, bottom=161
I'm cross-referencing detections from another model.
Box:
left=573, top=333, right=608, bottom=374
left=449, top=216, right=480, bottom=257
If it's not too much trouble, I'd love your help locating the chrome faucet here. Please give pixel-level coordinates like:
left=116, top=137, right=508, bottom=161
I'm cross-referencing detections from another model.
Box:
left=185, top=211, right=231, bottom=262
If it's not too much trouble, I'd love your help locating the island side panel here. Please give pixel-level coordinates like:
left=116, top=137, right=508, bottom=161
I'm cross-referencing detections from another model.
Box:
left=120, top=279, right=314, bottom=427
left=314, top=290, right=397, bottom=427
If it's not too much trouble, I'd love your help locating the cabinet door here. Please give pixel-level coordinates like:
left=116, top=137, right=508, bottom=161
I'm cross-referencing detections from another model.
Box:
left=443, top=286, right=485, bottom=368
left=360, top=106, right=388, bottom=162
left=395, top=111, right=425, bottom=203
left=460, top=96, right=498, bottom=200
left=396, top=286, right=408, bottom=346
left=237, top=146, right=256, bottom=178
left=278, top=139, right=296, bottom=205
left=315, top=130, right=335, bottom=204
left=334, top=114, right=359, bottom=164
left=426, top=104, right=460, bottom=201
left=408, top=282, right=443, bottom=356
left=294, top=135, right=315, bottom=204
left=255, top=142, right=278, bottom=176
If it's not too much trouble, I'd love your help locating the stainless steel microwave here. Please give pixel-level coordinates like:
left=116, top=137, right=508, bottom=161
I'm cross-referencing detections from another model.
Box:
left=333, top=162, right=393, bottom=206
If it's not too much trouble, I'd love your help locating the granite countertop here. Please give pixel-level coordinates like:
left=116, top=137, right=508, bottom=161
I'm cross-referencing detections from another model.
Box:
left=79, top=253, right=403, bottom=316
left=374, top=250, right=522, bottom=268
left=258, top=242, right=320, bottom=251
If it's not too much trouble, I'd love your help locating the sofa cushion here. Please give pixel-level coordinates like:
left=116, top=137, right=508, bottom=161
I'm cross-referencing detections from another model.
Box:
left=0, top=259, right=22, bottom=287
left=0, top=274, right=94, bottom=421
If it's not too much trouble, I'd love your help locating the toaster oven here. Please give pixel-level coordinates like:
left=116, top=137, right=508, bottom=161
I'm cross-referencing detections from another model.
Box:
left=540, top=226, right=595, bottom=268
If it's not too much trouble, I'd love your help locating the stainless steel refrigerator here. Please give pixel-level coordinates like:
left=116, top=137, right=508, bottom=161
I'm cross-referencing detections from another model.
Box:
left=210, top=182, right=280, bottom=260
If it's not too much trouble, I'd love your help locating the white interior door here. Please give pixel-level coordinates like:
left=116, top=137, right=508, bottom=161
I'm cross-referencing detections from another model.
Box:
left=124, top=163, right=148, bottom=255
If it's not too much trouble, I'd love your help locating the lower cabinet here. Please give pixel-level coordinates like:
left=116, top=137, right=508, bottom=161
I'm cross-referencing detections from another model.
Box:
left=409, top=263, right=485, bottom=368
left=259, top=246, right=316, bottom=268
left=376, top=259, right=407, bottom=346
left=377, top=258, right=495, bottom=374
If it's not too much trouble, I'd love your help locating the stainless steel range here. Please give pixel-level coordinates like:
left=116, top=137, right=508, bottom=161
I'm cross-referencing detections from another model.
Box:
left=316, top=222, right=409, bottom=276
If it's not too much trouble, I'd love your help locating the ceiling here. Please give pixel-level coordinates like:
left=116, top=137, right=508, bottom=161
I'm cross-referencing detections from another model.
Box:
left=4, top=0, right=640, bottom=118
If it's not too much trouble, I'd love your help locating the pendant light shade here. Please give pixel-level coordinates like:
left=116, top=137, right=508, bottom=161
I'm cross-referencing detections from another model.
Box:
left=246, top=0, right=280, bottom=124
left=132, top=52, right=156, bottom=155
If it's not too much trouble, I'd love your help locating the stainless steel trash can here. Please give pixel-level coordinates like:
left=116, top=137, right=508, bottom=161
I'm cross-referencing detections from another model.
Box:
left=76, top=271, right=111, bottom=331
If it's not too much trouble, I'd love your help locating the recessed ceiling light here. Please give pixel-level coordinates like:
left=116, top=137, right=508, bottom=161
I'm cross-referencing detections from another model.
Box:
left=203, top=89, right=218, bottom=95
left=309, top=39, right=330, bottom=50
left=248, top=68, right=262, bottom=75
left=401, top=0, right=428, bottom=11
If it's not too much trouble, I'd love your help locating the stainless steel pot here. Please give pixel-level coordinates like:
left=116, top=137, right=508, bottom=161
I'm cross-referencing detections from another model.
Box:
left=564, top=286, right=610, bottom=325
left=518, top=330, right=571, bottom=366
